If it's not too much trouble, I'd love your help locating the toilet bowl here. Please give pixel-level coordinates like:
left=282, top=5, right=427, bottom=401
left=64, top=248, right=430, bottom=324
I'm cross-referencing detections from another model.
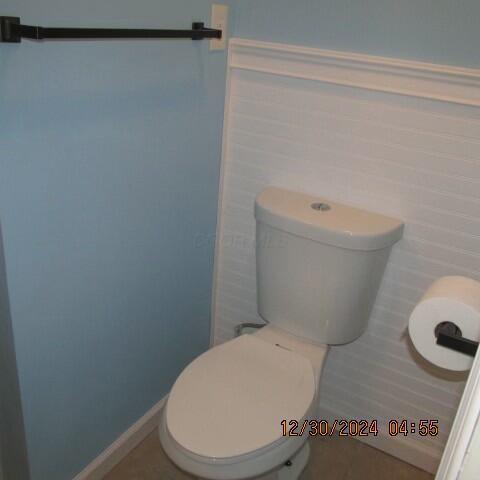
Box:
left=160, top=186, right=404, bottom=479
left=160, top=326, right=328, bottom=480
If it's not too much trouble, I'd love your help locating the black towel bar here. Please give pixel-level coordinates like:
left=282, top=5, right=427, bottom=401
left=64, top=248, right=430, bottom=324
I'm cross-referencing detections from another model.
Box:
left=0, top=16, right=222, bottom=43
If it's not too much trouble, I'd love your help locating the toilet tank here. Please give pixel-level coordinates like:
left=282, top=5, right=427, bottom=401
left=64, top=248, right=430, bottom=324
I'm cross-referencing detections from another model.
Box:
left=255, top=187, right=404, bottom=345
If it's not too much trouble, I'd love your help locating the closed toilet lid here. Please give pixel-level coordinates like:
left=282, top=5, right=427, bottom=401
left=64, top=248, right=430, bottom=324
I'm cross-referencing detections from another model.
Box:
left=166, top=334, right=315, bottom=459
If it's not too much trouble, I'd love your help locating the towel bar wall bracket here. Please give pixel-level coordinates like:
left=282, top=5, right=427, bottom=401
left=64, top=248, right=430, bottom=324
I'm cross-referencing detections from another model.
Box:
left=0, top=16, right=222, bottom=43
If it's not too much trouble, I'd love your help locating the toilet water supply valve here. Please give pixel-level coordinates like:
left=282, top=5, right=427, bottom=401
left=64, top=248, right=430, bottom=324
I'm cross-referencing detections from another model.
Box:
left=234, top=322, right=265, bottom=336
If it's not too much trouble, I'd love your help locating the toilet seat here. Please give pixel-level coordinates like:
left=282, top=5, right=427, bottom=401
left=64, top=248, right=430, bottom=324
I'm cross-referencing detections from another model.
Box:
left=165, top=334, right=316, bottom=461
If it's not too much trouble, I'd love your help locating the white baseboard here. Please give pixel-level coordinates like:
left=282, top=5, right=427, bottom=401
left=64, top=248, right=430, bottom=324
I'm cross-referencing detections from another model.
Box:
left=317, top=405, right=441, bottom=474
left=72, top=395, right=167, bottom=480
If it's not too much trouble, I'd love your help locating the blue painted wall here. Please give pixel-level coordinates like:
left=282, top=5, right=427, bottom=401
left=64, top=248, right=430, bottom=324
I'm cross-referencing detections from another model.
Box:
left=0, top=1, right=230, bottom=478
left=232, top=0, right=480, bottom=68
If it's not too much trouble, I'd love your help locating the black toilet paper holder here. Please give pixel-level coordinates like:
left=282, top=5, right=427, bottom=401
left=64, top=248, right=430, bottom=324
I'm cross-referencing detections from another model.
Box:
left=435, top=321, right=479, bottom=357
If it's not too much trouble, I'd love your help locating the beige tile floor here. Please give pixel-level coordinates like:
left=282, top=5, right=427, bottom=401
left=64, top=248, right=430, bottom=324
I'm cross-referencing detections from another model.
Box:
left=103, top=430, right=434, bottom=480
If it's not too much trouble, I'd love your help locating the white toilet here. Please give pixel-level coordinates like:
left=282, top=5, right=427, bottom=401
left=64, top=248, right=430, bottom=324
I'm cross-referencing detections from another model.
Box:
left=159, top=186, right=404, bottom=480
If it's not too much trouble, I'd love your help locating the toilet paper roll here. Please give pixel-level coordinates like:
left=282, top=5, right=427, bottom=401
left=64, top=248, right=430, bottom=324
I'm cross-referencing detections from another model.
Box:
left=408, top=276, right=480, bottom=371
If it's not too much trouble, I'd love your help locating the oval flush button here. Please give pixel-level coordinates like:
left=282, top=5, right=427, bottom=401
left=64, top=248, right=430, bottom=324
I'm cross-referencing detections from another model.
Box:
left=311, top=202, right=331, bottom=212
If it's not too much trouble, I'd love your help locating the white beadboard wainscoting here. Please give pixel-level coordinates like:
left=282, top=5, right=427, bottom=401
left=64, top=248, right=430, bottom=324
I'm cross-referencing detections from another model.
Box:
left=211, top=38, right=480, bottom=473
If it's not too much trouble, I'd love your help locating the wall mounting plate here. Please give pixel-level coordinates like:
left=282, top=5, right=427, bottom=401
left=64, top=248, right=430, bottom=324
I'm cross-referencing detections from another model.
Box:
left=0, top=17, right=21, bottom=43
left=210, top=5, right=228, bottom=51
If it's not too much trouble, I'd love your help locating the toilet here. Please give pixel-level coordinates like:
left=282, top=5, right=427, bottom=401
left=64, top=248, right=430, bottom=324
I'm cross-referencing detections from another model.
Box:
left=159, top=186, right=404, bottom=480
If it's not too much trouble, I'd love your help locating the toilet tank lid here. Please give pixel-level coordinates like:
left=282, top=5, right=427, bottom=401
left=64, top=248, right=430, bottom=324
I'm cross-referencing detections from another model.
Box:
left=255, top=187, right=404, bottom=251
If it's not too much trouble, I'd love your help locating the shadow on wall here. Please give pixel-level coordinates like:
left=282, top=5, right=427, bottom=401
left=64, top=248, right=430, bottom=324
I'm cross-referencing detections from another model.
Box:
left=0, top=221, right=30, bottom=480
left=403, top=331, right=468, bottom=384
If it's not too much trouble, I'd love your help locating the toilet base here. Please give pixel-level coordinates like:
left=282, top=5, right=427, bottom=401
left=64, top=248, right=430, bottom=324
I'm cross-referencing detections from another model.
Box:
left=193, top=440, right=310, bottom=480
left=278, top=441, right=310, bottom=480
left=248, top=441, right=310, bottom=480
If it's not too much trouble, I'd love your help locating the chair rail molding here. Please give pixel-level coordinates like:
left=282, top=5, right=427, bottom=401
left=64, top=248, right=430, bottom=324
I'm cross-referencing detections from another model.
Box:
left=229, top=38, right=480, bottom=107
